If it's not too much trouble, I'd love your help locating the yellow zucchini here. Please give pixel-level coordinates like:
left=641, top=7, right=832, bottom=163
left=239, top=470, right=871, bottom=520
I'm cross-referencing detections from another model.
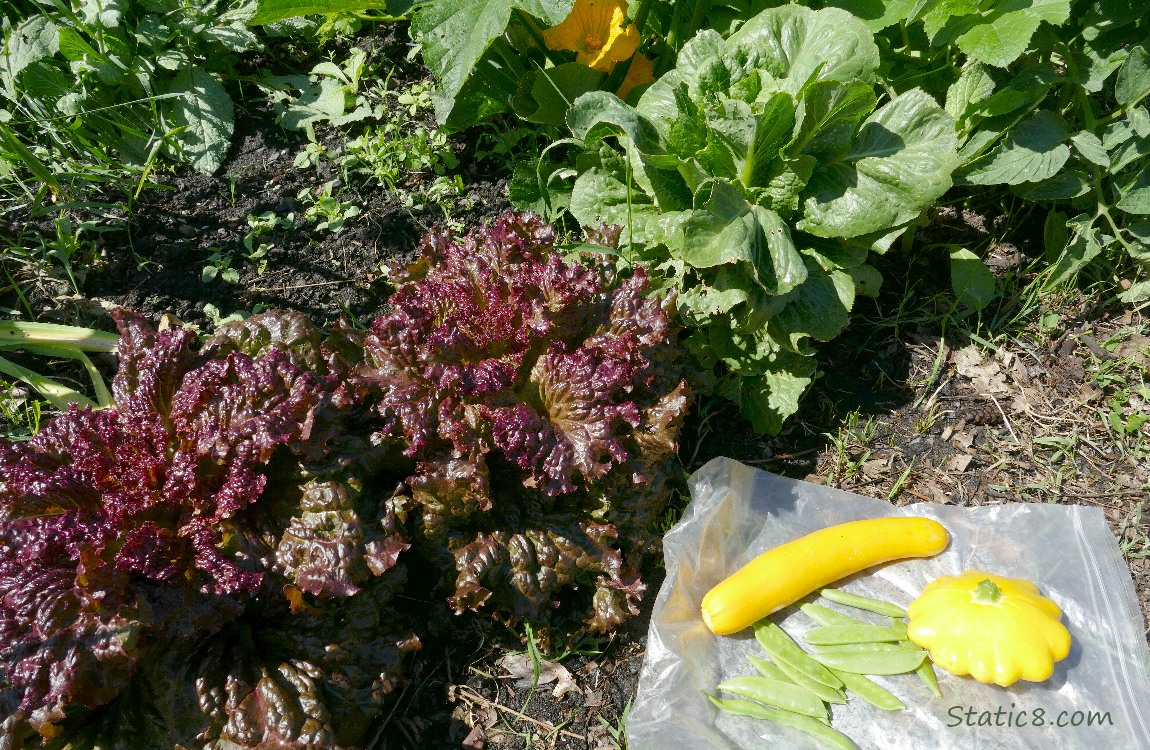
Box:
left=701, top=517, right=949, bottom=635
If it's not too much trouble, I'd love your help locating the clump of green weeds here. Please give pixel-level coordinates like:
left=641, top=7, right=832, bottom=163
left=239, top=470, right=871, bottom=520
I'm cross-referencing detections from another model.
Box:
left=824, top=410, right=878, bottom=488
left=341, top=81, right=462, bottom=213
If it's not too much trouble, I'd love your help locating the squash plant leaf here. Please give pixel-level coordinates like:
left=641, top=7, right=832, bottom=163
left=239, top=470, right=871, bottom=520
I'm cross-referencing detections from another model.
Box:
left=961, top=108, right=1071, bottom=185
left=411, top=0, right=569, bottom=128
left=923, top=0, right=1070, bottom=68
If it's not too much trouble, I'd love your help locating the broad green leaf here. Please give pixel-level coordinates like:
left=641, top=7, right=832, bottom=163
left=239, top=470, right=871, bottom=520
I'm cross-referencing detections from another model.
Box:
left=975, top=63, right=1056, bottom=118
left=676, top=183, right=807, bottom=295
left=679, top=279, right=751, bottom=320
left=825, top=0, right=918, bottom=30
left=961, top=109, right=1071, bottom=185
left=945, top=62, right=995, bottom=127
left=694, top=98, right=757, bottom=181
left=757, top=155, right=815, bottom=216
left=769, top=264, right=855, bottom=351
left=665, top=84, right=709, bottom=159
left=726, top=5, right=880, bottom=94
left=1119, top=279, right=1150, bottom=303
left=1, top=16, right=59, bottom=99
left=165, top=67, right=234, bottom=175
left=1071, top=131, right=1109, bottom=167
left=799, top=88, right=958, bottom=238
left=514, top=63, right=604, bottom=127
left=739, top=353, right=818, bottom=434
left=249, top=0, right=395, bottom=24
left=206, top=24, right=262, bottom=52
left=1132, top=106, right=1150, bottom=137
left=1016, top=171, right=1090, bottom=201
left=411, top=0, right=569, bottom=126
left=1108, top=130, right=1150, bottom=174
left=949, top=246, right=996, bottom=310
left=849, top=264, right=883, bottom=297
left=1044, top=214, right=1105, bottom=289
left=1116, top=47, right=1150, bottom=108
left=81, top=0, right=123, bottom=28
left=277, top=76, right=347, bottom=133
left=568, top=91, right=673, bottom=164
left=926, top=0, right=1070, bottom=69
left=569, top=167, right=689, bottom=247
left=745, top=93, right=797, bottom=187
left=1117, top=170, right=1150, bottom=215
left=789, top=80, right=877, bottom=161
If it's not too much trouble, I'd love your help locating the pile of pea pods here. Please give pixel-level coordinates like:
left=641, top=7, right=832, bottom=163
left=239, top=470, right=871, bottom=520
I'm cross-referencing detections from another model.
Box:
left=706, top=589, right=941, bottom=750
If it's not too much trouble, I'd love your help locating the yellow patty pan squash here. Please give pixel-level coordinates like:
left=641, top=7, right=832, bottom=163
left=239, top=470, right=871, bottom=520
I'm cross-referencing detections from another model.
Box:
left=906, top=570, right=1071, bottom=687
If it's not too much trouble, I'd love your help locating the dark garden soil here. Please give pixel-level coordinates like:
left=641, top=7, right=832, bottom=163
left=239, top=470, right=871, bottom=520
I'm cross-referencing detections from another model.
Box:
left=3, top=27, right=1149, bottom=750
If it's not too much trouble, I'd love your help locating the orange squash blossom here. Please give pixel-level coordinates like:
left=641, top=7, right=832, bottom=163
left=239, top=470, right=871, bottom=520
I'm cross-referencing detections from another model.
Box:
left=543, top=0, right=641, bottom=72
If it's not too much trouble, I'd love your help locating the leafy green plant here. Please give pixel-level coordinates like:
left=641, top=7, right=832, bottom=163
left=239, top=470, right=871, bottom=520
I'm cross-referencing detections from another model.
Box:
left=298, top=180, right=361, bottom=232
left=1, top=0, right=265, bottom=177
left=260, top=47, right=383, bottom=138
left=202, top=248, right=241, bottom=283
left=517, top=4, right=958, bottom=432
left=341, top=82, right=462, bottom=204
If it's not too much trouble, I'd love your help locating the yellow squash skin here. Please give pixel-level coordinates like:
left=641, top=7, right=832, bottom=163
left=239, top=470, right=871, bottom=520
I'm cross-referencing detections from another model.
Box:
left=700, top=517, right=949, bottom=635
left=906, top=570, right=1072, bottom=687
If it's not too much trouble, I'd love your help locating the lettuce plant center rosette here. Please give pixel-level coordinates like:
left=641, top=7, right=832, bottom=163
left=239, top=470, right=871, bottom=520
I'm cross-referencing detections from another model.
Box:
left=356, top=211, right=692, bottom=635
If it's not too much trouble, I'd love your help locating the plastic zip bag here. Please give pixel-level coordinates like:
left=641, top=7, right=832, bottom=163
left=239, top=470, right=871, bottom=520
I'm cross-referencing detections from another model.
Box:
left=628, top=458, right=1150, bottom=749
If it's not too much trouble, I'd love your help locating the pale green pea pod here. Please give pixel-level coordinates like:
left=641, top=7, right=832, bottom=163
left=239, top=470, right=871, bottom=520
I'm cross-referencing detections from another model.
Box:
left=915, top=658, right=943, bottom=698
left=829, top=669, right=906, bottom=711
left=804, top=624, right=907, bottom=645
left=820, top=588, right=908, bottom=618
left=716, top=675, right=828, bottom=720
left=814, top=641, right=910, bottom=653
left=810, top=647, right=928, bottom=675
left=888, top=617, right=909, bottom=639
left=747, top=654, right=791, bottom=682
left=706, top=694, right=859, bottom=750
left=754, top=621, right=843, bottom=689
left=801, top=603, right=867, bottom=627
left=772, top=654, right=848, bottom=704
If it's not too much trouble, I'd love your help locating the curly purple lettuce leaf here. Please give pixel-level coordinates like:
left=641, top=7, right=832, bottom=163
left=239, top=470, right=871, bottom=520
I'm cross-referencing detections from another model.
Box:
left=357, top=213, right=692, bottom=635
left=0, top=310, right=416, bottom=749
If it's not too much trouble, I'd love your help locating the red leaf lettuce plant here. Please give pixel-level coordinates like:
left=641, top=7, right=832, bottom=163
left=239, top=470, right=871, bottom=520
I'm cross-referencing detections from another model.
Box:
left=0, top=310, right=417, bottom=749
left=357, top=211, right=692, bottom=635
left=0, top=211, right=691, bottom=746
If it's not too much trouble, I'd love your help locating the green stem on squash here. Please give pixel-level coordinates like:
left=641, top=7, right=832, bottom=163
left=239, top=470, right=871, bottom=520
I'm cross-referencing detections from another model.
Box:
left=973, top=579, right=1003, bottom=604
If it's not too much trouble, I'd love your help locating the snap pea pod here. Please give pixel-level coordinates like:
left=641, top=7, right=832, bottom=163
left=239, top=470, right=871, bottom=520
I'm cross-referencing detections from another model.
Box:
left=813, top=641, right=908, bottom=653
left=706, top=694, right=859, bottom=750
left=915, top=658, right=943, bottom=698
left=888, top=617, right=909, bottom=639
left=772, top=654, right=848, bottom=704
left=754, top=621, right=843, bottom=689
left=820, top=588, right=908, bottom=618
left=810, top=648, right=928, bottom=675
left=829, top=669, right=906, bottom=711
left=805, top=624, right=907, bottom=645
left=801, top=603, right=867, bottom=628
left=717, top=676, right=828, bottom=720
left=747, top=655, right=791, bottom=682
